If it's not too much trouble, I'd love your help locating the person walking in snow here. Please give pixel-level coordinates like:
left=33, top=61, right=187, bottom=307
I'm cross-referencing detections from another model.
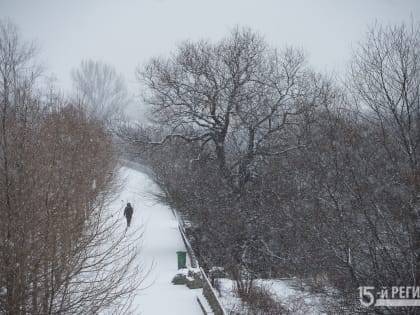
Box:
left=124, top=202, right=133, bottom=227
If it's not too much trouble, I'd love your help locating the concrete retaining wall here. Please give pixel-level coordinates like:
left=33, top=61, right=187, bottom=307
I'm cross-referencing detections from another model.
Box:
left=201, top=268, right=227, bottom=315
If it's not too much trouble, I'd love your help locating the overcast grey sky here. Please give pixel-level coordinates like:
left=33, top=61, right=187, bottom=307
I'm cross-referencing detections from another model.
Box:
left=1, top=0, right=419, bottom=97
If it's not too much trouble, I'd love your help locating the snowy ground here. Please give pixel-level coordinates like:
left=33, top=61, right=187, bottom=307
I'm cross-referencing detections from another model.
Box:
left=218, top=278, right=327, bottom=315
left=108, top=165, right=203, bottom=315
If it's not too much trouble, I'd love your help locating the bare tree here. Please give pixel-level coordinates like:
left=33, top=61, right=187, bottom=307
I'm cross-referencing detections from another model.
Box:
left=350, top=21, right=420, bottom=287
left=71, top=59, right=130, bottom=123
left=137, top=27, right=309, bottom=192
left=0, top=19, right=40, bottom=314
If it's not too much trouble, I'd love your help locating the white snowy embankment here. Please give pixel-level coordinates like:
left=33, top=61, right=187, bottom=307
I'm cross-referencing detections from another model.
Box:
left=107, top=166, right=204, bottom=315
left=218, top=278, right=327, bottom=315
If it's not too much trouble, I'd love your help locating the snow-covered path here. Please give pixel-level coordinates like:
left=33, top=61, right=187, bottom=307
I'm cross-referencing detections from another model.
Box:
left=110, top=166, right=203, bottom=315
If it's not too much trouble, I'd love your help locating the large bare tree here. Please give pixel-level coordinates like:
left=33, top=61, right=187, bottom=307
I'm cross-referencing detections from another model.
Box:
left=137, top=27, right=310, bottom=192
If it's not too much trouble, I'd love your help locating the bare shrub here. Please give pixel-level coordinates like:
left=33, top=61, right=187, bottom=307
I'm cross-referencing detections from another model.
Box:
left=237, top=284, right=289, bottom=315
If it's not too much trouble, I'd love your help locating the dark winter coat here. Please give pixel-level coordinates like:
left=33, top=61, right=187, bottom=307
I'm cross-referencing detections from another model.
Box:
left=124, top=204, right=133, bottom=218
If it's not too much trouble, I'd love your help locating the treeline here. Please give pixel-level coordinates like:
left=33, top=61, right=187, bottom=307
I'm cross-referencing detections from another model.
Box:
left=0, top=20, right=138, bottom=314
left=124, top=23, right=420, bottom=314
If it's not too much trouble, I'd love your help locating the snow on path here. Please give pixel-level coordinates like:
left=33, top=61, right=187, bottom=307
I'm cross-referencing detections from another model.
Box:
left=110, top=166, right=203, bottom=315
